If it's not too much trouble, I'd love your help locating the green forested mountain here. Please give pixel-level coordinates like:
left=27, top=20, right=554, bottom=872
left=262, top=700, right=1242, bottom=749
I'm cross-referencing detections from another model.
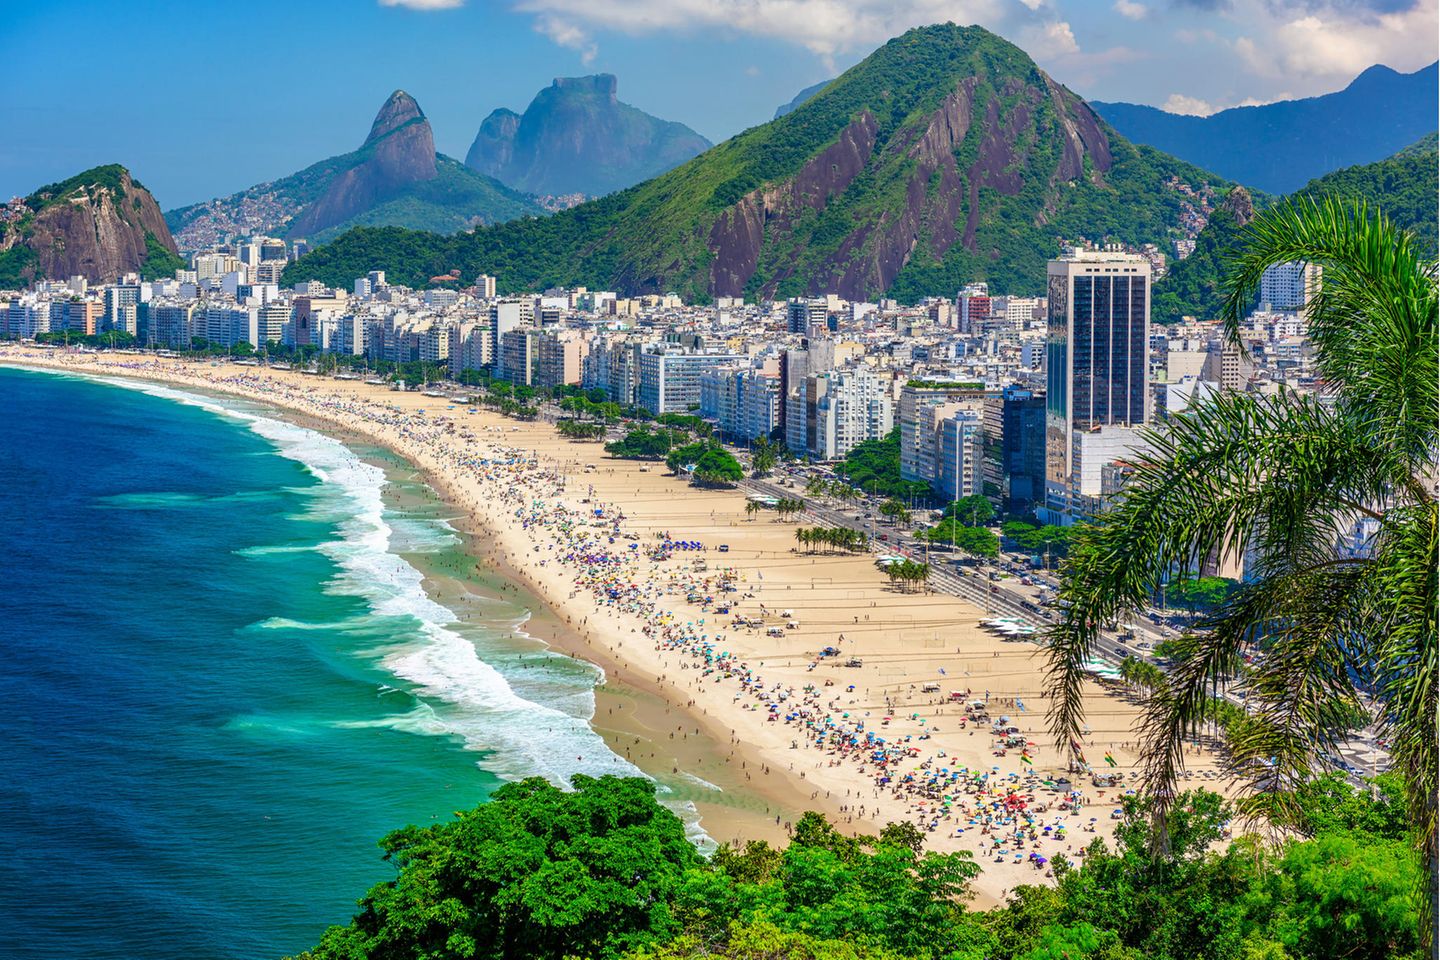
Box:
left=166, top=92, right=542, bottom=249
left=1152, top=134, right=1439, bottom=323
left=284, top=24, right=1227, bottom=302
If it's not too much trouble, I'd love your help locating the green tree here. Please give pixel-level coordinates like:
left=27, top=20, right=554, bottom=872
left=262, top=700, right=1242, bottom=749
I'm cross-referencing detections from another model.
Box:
left=944, top=494, right=996, bottom=527
left=926, top=520, right=999, bottom=559
left=1043, top=200, right=1437, bottom=913
left=750, top=436, right=779, bottom=478
left=305, top=775, right=700, bottom=960
left=880, top=499, right=910, bottom=525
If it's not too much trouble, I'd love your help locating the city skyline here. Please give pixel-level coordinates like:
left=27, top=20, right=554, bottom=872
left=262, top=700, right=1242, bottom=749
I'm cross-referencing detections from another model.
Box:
left=3, top=0, right=1435, bottom=207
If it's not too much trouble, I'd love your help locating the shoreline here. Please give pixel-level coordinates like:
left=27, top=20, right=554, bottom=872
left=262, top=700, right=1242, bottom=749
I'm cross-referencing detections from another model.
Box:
left=2, top=348, right=1229, bottom=904
left=4, top=355, right=801, bottom=848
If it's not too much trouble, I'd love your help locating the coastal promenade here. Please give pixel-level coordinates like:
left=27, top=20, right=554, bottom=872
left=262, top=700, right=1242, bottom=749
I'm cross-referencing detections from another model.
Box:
left=2, top=347, right=1231, bottom=903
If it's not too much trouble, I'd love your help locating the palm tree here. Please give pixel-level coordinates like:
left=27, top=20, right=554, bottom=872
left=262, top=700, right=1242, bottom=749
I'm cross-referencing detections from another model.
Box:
left=1043, top=201, right=1437, bottom=889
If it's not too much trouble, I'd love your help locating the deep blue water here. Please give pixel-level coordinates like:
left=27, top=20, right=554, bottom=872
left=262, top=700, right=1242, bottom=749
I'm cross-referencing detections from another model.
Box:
left=0, top=367, right=634, bottom=959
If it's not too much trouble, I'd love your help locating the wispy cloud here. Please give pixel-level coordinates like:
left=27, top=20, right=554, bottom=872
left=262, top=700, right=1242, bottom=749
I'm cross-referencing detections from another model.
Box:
left=510, top=0, right=1009, bottom=64
left=379, top=0, right=464, bottom=9
left=1113, top=0, right=1149, bottom=19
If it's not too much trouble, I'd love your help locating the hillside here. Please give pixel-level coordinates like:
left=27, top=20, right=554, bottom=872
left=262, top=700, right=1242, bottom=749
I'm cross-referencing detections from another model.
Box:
left=465, top=74, right=711, bottom=198
left=774, top=79, right=832, bottom=119
left=1094, top=62, right=1438, bottom=194
left=1151, top=134, right=1439, bottom=323
left=166, top=91, right=542, bottom=249
left=0, top=164, right=183, bottom=286
left=286, top=24, right=1228, bottom=301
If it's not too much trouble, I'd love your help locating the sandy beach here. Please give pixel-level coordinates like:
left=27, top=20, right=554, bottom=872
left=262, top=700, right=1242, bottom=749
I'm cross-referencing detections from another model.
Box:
left=2, top=346, right=1230, bottom=904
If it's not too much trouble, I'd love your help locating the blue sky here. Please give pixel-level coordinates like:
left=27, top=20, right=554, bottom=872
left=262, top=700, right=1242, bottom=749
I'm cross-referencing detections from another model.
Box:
left=2, top=0, right=1435, bottom=207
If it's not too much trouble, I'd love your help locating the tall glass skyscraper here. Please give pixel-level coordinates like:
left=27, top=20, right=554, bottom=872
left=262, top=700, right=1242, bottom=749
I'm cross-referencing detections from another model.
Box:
left=1043, top=249, right=1151, bottom=523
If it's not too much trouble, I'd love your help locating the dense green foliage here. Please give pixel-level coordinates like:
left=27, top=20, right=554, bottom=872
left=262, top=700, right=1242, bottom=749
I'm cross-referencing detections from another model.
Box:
left=0, top=242, right=39, bottom=288
left=26, top=163, right=134, bottom=209
left=289, top=776, right=1421, bottom=960
left=1000, top=521, right=1071, bottom=563
left=1165, top=575, right=1236, bottom=613
left=140, top=230, right=185, bottom=280
left=1152, top=136, right=1438, bottom=323
left=795, top=526, right=868, bottom=554
left=838, top=428, right=931, bottom=499
left=925, top=520, right=999, bottom=558
left=607, top=428, right=679, bottom=460
left=301, top=776, right=700, bottom=960
left=1151, top=189, right=1257, bottom=324
left=942, top=495, right=996, bottom=527
left=283, top=24, right=1225, bottom=302
left=690, top=446, right=745, bottom=487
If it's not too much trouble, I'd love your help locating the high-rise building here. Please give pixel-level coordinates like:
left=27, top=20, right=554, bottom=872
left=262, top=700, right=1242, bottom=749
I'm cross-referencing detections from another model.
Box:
left=935, top=412, right=983, bottom=504
left=813, top=367, right=894, bottom=460
left=1258, top=261, right=1321, bottom=312
left=475, top=274, right=497, bottom=298
left=897, top=381, right=985, bottom=483
left=1043, top=249, right=1151, bottom=524
left=637, top=349, right=744, bottom=416
left=786, top=298, right=829, bottom=335
left=982, top=385, right=1046, bottom=515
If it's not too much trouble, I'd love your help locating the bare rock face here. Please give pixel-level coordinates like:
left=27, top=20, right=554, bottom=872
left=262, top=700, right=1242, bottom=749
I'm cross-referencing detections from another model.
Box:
left=1, top=166, right=179, bottom=283
left=703, top=66, right=1122, bottom=301
left=1220, top=185, right=1255, bottom=227
left=465, top=74, right=711, bottom=197
left=467, top=109, right=521, bottom=180
left=290, top=90, right=439, bottom=238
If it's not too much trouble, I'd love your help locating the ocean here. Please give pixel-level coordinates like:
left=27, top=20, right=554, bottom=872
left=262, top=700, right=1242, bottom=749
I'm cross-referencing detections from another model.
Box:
left=0, top=366, right=646, bottom=960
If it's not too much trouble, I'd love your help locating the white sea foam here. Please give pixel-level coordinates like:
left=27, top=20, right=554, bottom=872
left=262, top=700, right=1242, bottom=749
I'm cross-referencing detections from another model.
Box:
left=69, top=372, right=708, bottom=835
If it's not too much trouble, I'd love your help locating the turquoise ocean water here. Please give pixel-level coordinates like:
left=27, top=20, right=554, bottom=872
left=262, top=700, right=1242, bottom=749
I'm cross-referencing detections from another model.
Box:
left=0, top=367, right=648, bottom=959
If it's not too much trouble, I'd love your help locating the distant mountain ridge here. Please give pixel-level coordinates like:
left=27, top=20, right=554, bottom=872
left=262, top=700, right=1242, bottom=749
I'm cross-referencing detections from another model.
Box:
left=774, top=80, right=832, bottom=119
left=0, top=164, right=183, bottom=286
left=465, top=74, right=711, bottom=198
left=288, top=24, right=1231, bottom=303
left=166, top=91, right=542, bottom=248
left=1093, top=62, right=1438, bottom=193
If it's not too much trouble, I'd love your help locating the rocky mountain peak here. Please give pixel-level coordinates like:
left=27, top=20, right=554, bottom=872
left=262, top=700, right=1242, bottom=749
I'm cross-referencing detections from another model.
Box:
left=290, top=91, right=437, bottom=238
left=550, top=74, right=618, bottom=100
left=366, top=90, right=427, bottom=146
left=0, top=164, right=181, bottom=284
left=465, top=74, right=710, bottom=198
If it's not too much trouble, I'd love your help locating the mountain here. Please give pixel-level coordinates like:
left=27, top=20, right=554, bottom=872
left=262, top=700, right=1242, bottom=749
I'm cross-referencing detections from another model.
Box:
left=1152, top=134, right=1439, bottom=323
left=0, top=164, right=183, bottom=286
left=774, top=80, right=833, bottom=119
left=1093, top=62, right=1438, bottom=194
left=465, top=74, right=711, bottom=199
left=287, top=24, right=1230, bottom=302
left=166, top=91, right=542, bottom=249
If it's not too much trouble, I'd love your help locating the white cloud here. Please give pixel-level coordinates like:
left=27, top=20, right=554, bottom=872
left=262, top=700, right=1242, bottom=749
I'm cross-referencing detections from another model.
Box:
left=379, top=0, right=463, bottom=9
left=1161, top=93, right=1215, bottom=115
left=1022, top=19, right=1080, bottom=58
left=532, top=13, right=598, bottom=64
left=1112, top=0, right=1148, bottom=20
left=511, top=0, right=1008, bottom=61
left=1162, top=90, right=1289, bottom=116
left=1233, top=2, right=1438, bottom=82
